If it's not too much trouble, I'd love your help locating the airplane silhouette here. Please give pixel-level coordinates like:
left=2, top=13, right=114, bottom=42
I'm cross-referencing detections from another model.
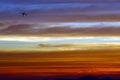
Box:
left=21, top=11, right=28, bottom=16
left=17, top=8, right=28, bottom=16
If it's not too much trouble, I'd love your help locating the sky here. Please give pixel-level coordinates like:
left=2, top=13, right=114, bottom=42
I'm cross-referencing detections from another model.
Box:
left=0, top=0, right=120, bottom=50
left=0, top=0, right=120, bottom=78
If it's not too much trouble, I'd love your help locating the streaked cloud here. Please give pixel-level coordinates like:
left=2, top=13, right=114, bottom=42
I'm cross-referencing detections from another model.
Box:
left=38, top=43, right=81, bottom=47
left=0, top=22, right=120, bottom=36
left=37, top=43, right=120, bottom=50
left=0, top=23, right=5, bottom=26
left=0, top=36, right=120, bottom=43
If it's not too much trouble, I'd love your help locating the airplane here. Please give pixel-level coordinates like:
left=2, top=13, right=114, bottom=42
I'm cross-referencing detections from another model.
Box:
left=21, top=11, right=28, bottom=16
left=17, top=8, right=28, bottom=16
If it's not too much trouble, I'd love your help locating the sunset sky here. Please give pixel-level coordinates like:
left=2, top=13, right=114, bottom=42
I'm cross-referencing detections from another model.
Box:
left=0, top=0, right=120, bottom=79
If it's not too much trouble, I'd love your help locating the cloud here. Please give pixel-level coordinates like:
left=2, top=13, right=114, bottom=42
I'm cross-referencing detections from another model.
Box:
left=41, top=27, right=120, bottom=36
left=0, top=23, right=5, bottom=26
left=37, top=43, right=120, bottom=50
left=3, top=24, right=32, bottom=31
left=0, top=24, right=37, bottom=35
left=38, top=43, right=79, bottom=47
left=32, top=26, right=120, bottom=36
left=0, top=22, right=13, bottom=30
left=0, top=22, right=120, bottom=36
